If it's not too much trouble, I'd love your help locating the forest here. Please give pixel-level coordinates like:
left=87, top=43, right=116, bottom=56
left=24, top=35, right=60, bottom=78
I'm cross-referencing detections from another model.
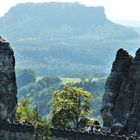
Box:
left=17, top=69, right=105, bottom=124
left=0, top=2, right=139, bottom=76
left=1, top=2, right=140, bottom=139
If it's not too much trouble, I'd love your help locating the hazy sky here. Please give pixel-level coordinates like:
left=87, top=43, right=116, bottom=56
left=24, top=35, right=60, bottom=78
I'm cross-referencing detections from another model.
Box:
left=0, top=0, right=140, bottom=21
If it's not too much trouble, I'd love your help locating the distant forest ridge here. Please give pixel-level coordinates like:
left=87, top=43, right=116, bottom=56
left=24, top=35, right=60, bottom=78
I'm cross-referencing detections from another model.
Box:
left=0, top=2, right=139, bottom=77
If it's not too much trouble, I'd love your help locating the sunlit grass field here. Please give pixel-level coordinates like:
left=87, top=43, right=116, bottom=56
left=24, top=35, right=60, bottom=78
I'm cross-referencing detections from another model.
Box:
left=36, top=76, right=106, bottom=84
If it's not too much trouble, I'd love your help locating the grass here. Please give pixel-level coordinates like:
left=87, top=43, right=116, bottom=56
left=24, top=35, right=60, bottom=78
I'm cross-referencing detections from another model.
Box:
left=60, top=78, right=81, bottom=84
left=36, top=76, right=43, bottom=82
left=61, top=77, right=106, bottom=84
left=36, top=76, right=106, bottom=84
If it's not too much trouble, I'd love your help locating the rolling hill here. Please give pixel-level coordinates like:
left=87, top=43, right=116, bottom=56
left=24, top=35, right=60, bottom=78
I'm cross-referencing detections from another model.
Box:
left=0, top=2, right=139, bottom=77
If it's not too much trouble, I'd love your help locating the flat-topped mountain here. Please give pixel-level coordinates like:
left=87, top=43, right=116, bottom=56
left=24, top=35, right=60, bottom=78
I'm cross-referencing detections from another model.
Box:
left=0, top=2, right=139, bottom=76
left=5, top=2, right=107, bottom=27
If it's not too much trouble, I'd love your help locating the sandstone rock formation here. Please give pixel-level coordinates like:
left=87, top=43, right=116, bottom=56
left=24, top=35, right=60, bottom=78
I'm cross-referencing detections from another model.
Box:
left=101, top=48, right=140, bottom=135
left=0, top=37, right=34, bottom=140
left=0, top=36, right=17, bottom=121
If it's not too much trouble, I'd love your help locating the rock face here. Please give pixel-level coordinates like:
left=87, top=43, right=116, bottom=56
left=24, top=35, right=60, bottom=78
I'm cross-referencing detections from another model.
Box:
left=0, top=37, right=34, bottom=140
left=101, top=48, right=140, bottom=135
left=0, top=37, right=17, bottom=121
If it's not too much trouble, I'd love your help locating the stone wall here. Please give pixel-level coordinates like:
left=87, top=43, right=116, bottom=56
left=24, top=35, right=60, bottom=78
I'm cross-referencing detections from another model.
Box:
left=101, top=48, right=140, bottom=135
left=51, top=128, right=140, bottom=140
left=0, top=121, right=34, bottom=140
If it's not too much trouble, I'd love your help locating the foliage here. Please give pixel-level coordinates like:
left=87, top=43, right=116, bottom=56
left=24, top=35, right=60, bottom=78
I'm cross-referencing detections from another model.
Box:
left=0, top=3, right=139, bottom=77
left=48, top=83, right=93, bottom=128
left=76, top=77, right=105, bottom=119
left=38, top=77, right=62, bottom=87
left=18, top=77, right=62, bottom=116
left=16, top=98, right=51, bottom=140
left=16, top=98, right=40, bottom=123
left=17, top=76, right=105, bottom=124
left=16, top=69, right=36, bottom=88
left=35, top=118, right=52, bottom=140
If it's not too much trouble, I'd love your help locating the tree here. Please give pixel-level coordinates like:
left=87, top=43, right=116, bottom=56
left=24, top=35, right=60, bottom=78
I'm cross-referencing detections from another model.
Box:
left=16, top=98, right=40, bottom=123
left=35, top=118, right=52, bottom=140
left=40, top=77, right=61, bottom=87
left=16, top=69, right=36, bottom=88
left=16, top=98, right=51, bottom=140
left=49, top=83, right=93, bottom=129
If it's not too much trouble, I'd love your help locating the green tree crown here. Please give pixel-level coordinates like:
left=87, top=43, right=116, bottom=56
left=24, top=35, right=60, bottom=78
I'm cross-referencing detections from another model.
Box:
left=49, top=83, right=93, bottom=128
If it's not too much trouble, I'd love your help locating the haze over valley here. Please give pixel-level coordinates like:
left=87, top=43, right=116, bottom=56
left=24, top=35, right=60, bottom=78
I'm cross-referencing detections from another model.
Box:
left=0, top=2, right=139, bottom=77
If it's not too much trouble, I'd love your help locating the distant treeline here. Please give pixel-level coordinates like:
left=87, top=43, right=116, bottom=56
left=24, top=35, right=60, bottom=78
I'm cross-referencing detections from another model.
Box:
left=17, top=69, right=105, bottom=122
